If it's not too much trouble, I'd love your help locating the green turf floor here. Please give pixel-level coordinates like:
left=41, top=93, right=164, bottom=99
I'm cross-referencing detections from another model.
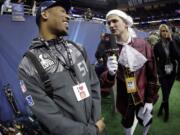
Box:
left=102, top=81, right=180, bottom=135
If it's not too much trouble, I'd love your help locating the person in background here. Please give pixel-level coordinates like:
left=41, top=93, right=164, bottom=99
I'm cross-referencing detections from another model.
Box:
left=18, top=0, right=105, bottom=134
left=154, top=24, right=180, bottom=122
left=99, top=9, right=159, bottom=135
left=95, top=33, right=119, bottom=115
left=83, top=8, right=94, bottom=21
left=95, top=35, right=112, bottom=97
left=147, top=32, right=159, bottom=47
left=0, top=0, right=12, bottom=15
left=171, top=25, right=180, bottom=80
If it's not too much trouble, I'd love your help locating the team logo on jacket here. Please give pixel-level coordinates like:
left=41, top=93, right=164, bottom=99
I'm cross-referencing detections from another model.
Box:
left=26, top=95, right=34, bottom=106
left=39, top=54, right=55, bottom=69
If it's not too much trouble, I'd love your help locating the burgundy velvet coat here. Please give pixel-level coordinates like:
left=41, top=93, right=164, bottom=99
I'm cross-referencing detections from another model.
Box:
left=100, top=38, right=159, bottom=116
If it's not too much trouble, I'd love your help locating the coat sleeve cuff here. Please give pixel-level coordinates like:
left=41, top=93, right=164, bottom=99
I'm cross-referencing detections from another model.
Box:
left=104, top=71, right=115, bottom=83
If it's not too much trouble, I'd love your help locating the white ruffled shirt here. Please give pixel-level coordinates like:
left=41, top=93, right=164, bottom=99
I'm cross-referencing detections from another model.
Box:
left=117, top=37, right=147, bottom=72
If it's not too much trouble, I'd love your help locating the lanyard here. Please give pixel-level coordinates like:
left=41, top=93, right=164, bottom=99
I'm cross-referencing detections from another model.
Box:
left=39, top=37, right=79, bottom=84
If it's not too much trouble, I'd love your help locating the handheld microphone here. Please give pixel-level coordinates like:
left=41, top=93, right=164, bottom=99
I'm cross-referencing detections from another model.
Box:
left=105, top=34, right=119, bottom=58
left=95, top=34, right=119, bottom=66
left=105, top=34, right=119, bottom=74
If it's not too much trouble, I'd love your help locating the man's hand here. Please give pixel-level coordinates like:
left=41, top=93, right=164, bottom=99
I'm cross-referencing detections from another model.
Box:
left=107, top=56, right=118, bottom=76
left=95, top=117, right=105, bottom=133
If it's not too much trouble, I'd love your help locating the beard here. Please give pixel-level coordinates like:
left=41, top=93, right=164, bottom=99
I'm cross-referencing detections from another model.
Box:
left=57, top=30, right=68, bottom=37
left=53, top=26, right=68, bottom=37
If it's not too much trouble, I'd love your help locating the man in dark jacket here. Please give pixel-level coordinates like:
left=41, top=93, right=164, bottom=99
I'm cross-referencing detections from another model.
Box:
left=18, top=0, right=105, bottom=134
left=171, top=26, right=180, bottom=80
left=95, top=33, right=119, bottom=96
left=100, top=9, right=159, bottom=135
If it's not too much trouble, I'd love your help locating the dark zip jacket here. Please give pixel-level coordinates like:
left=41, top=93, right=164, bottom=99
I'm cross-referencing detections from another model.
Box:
left=18, top=38, right=101, bottom=135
